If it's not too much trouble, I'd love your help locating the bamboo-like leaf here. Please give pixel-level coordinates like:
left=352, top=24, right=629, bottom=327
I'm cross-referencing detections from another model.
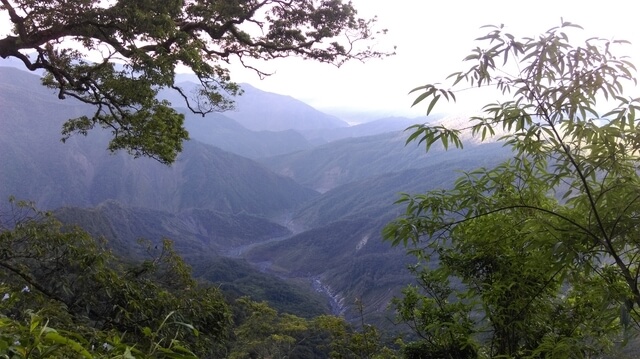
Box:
left=561, top=21, right=583, bottom=30
left=426, top=133, right=442, bottom=152
left=427, top=94, right=441, bottom=115
left=405, top=126, right=424, bottom=145
left=602, top=109, right=621, bottom=118
left=409, top=85, right=428, bottom=94
left=441, top=133, right=449, bottom=149
left=446, top=72, right=462, bottom=80
left=411, top=88, right=435, bottom=107
left=44, top=332, right=92, bottom=359
left=464, top=54, right=480, bottom=63
left=393, top=23, right=640, bottom=355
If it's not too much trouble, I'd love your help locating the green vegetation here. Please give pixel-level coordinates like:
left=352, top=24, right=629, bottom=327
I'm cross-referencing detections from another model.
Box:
left=385, top=21, right=640, bottom=357
left=0, top=0, right=389, bottom=164
left=190, top=255, right=330, bottom=318
left=0, top=199, right=231, bottom=358
left=53, top=202, right=331, bottom=318
left=0, top=199, right=403, bottom=358
left=7, top=4, right=640, bottom=357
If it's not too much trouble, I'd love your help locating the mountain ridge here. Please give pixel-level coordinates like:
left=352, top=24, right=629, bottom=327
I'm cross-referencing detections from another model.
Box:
left=0, top=64, right=515, bottom=329
left=0, top=66, right=318, bottom=215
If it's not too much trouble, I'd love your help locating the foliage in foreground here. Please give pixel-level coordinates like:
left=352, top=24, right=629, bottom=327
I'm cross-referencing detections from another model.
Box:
left=385, top=21, right=640, bottom=358
left=0, top=199, right=231, bottom=358
left=0, top=199, right=400, bottom=358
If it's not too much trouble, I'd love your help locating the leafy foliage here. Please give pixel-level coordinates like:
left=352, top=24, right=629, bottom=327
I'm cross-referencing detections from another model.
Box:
left=229, top=298, right=314, bottom=359
left=0, top=0, right=391, bottom=163
left=191, top=255, right=330, bottom=318
left=228, top=297, right=400, bottom=359
left=0, top=199, right=405, bottom=358
left=315, top=310, right=399, bottom=359
left=0, top=198, right=232, bottom=358
left=385, top=21, right=640, bottom=357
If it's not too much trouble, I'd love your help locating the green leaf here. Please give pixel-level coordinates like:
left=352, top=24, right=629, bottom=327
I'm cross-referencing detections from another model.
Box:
left=409, top=85, right=429, bottom=94
left=44, top=332, right=92, bottom=359
left=395, top=21, right=640, bottom=356
left=412, top=87, right=435, bottom=107
left=427, top=94, right=441, bottom=115
left=404, top=125, right=424, bottom=145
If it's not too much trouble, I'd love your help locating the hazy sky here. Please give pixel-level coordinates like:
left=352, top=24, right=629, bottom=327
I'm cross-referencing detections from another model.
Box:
left=227, top=1, right=640, bottom=122
left=2, top=1, right=638, bottom=122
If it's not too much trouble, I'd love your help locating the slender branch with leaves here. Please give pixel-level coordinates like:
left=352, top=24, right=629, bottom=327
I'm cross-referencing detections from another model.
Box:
left=385, top=20, right=640, bottom=357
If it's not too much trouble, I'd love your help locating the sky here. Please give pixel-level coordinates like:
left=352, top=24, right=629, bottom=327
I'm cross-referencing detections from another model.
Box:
left=225, top=0, right=640, bottom=122
left=2, top=1, right=639, bottom=123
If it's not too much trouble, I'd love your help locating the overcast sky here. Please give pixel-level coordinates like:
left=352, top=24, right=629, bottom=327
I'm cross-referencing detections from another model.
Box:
left=2, top=1, right=638, bottom=123
left=227, top=0, right=640, bottom=122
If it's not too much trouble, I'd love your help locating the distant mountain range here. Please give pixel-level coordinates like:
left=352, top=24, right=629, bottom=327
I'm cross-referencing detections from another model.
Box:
left=0, top=65, right=512, bottom=325
left=182, top=110, right=314, bottom=159
left=298, top=116, right=436, bottom=143
left=164, top=75, right=348, bottom=132
left=225, top=82, right=349, bottom=131
left=0, top=66, right=317, bottom=215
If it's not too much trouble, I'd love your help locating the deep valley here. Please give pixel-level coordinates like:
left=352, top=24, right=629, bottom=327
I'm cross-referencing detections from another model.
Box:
left=0, top=65, right=509, bottom=327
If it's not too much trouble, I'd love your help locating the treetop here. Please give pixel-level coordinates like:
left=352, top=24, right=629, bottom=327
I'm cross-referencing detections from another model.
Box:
left=0, top=0, right=392, bottom=164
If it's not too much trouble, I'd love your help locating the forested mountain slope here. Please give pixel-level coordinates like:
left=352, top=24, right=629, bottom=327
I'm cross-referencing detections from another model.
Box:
left=1, top=65, right=514, bottom=329
left=54, top=201, right=290, bottom=254
left=0, top=66, right=317, bottom=215
left=260, top=128, right=507, bottom=193
left=54, top=201, right=329, bottom=317
left=246, top=142, right=510, bottom=322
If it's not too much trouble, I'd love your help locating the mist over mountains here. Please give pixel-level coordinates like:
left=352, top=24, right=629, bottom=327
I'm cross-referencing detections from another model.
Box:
left=0, top=65, right=510, bottom=323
